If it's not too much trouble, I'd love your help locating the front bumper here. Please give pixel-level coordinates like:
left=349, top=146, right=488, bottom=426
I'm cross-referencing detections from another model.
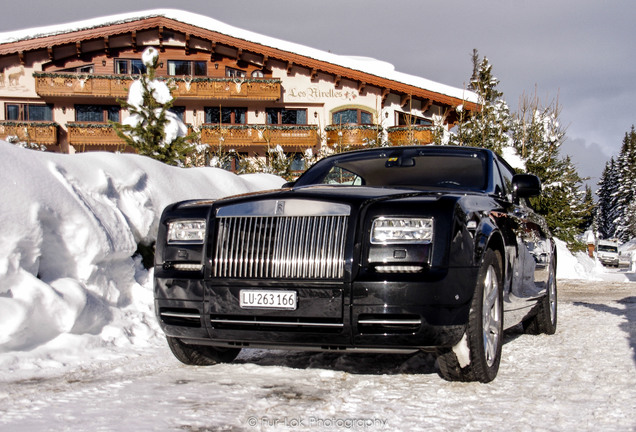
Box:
left=154, top=266, right=478, bottom=351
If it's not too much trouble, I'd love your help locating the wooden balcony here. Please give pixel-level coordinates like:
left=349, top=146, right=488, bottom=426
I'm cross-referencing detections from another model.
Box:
left=201, top=125, right=319, bottom=150
left=325, top=125, right=383, bottom=149
left=171, top=78, right=281, bottom=100
left=67, top=122, right=125, bottom=148
left=34, top=73, right=281, bottom=100
left=0, top=121, right=58, bottom=145
left=387, top=125, right=433, bottom=146
left=34, top=73, right=132, bottom=98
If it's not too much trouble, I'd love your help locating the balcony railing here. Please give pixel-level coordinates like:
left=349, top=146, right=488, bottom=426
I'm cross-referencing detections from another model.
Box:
left=34, top=73, right=281, bottom=100
left=0, top=121, right=58, bottom=145
left=387, top=125, right=433, bottom=146
left=67, top=122, right=125, bottom=147
left=201, top=125, right=319, bottom=149
left=325, top=125, right=383, bottom=150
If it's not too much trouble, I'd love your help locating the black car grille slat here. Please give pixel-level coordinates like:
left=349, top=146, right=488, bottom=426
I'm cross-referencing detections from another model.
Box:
left=213, top=215, right=348, bottom=279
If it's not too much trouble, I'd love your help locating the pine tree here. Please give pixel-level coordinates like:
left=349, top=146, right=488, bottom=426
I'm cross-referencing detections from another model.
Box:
left=450, top=51, right=512, bottom=154
left=510, top=93, right=588, bottom=247
left=596, top=157, right=619, bottom=239
left=613, top=126, right=636, bottom=242
left=112, top=47, right=196, bottom=166
left=579, top=185, right=596, bottom=232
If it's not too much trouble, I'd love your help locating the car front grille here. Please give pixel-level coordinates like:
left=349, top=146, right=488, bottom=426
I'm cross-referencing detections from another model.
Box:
left=213, top=214, right=349, bottom=279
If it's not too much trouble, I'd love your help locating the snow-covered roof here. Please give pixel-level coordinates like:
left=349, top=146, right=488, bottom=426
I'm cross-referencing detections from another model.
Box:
left=0, top=9, right=478, bottom=105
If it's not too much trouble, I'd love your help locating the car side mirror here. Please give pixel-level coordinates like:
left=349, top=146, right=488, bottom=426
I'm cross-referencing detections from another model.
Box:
left=512, top=174, right=541, bottom=199
left=282, top=181, right=295, bottom=189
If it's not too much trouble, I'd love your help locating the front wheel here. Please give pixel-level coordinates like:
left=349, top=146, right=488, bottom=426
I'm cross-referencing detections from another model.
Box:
left=166, top=336, right=241, bottom=366
left=437, top=249, right=503, bottom=383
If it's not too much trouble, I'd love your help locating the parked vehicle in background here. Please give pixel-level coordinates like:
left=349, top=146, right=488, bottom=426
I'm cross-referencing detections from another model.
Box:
left=153, top=146, right=557, bottom=383
left=597, top=240, right=619, bottom=267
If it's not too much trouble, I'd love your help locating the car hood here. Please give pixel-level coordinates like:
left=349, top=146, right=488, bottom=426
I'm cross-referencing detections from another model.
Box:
left=207, top=184, right=455, bottom=210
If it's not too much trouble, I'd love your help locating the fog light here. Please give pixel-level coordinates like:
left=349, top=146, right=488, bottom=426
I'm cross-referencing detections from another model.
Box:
left=171, top=263, right=204, bottom=271
left=375, top=265, right=423, bottom=273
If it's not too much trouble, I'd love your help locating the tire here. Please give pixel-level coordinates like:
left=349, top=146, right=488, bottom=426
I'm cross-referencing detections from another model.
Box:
left=437, top=249, right=503, bottom=383
left=166, top=336, right=241, bottom=366
left=523, top=259, right=557, bottom=335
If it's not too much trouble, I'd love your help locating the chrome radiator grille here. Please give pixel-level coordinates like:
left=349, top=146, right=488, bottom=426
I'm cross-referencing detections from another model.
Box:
left=213, top=214, right=349, bottom=279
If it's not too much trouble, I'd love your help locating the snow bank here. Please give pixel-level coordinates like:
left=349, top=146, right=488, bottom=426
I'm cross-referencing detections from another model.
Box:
left=0, top=142, right=283, bottom=368
left=555, top=238, right=630, bottom=282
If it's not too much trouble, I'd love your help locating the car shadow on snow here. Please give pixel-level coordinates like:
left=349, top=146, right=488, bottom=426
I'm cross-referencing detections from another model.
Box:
left=233, top=330, right=524, bottom=376
left=573, top=297, right=636, bottom=368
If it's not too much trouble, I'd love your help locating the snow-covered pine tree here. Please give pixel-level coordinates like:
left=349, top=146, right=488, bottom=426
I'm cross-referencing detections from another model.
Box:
left=596, top=157, right=619, bottom=239
left=450, top=50, right=511, bottom=153
left=612, top=126, right=636, bottom=242
left=112, top=47, right=196, bottom=166
left=511, top=94, right=588, bottom=248
left=579, top=185, right=596, bottom=232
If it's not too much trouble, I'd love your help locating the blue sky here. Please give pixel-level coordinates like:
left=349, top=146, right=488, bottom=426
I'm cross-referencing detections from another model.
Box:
left=3, top=0, right=635, bottom=189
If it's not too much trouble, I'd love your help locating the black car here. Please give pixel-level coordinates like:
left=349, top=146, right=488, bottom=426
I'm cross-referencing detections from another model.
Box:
left=154, top=145, right=557, bottom=382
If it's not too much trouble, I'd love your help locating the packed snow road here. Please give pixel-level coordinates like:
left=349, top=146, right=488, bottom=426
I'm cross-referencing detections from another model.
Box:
left=1, top=280, right=634, bottom=432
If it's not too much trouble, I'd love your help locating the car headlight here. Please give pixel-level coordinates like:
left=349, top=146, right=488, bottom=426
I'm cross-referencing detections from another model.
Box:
left=167, top=219, right=206, bottom=244
left=371, top=217, right=433, bottom=244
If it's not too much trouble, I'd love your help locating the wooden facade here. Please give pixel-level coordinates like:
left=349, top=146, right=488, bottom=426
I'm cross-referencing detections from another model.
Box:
left=0, top=11, right=479, bottom=157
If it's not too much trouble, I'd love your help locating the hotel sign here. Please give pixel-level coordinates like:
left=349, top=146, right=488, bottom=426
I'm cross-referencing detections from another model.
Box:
left=287, top=86, right=358, bottom=102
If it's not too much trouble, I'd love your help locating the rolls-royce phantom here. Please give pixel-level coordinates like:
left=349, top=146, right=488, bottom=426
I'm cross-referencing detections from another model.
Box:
left=154, top=145, right=557, bottom=382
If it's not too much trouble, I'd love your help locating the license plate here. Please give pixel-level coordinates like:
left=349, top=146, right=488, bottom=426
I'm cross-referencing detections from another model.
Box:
left=239, top=290, right=297, bottom=310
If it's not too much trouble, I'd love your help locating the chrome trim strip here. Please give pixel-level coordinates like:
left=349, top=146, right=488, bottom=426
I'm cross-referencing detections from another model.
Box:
left=216, top=199, right=351, bottom=217
left=161, top=312, right=201, bottom=319
left=358, top=319, right=422, bottom=325
left=211, top=319, right=344, bottom=328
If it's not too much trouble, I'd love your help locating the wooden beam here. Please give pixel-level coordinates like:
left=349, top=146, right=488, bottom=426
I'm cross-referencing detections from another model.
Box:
left=103, top=36, right=110, bottom=57
left=381, top=88, right=391, bottom=105
left=358, top=81, right=366, bottom=94
left=286, top=61, right=294, bottom=76
left=310, top=68, right=318, bottom=81
left=334, top=75, right=342, bottom=88
left=47, top=46, right=54, bottom=61
left=75, top=41, right=82, bottom=58
left=400, top=94, right=412, bottom=108
left=185, top=33, right=191, bottom=55
left=420, top=98, right=433, bottom=113
left=18, top=51, right=25, bottom=65
left=236, top=48, right=243, bottom=60
left=158, top=26, right=164, bottom=52
left=131, top=31, right=137, bottom=52
left=210, top=42, right=217, bottom=61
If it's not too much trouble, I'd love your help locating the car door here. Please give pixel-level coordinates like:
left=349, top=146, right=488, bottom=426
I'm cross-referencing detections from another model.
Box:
left=494, top=158, right=551, bottom=322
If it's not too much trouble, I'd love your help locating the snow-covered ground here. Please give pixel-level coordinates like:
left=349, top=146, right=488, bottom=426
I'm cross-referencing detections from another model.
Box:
left=0, top=143, right=634, bottom=431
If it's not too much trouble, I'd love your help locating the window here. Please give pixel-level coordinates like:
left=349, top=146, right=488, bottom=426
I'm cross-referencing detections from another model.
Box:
left=75, top=105, right=120, bottom=122
left=289, top=153, right=306, bottom=172
left=397, top=112, right=432, bottom=126
left=266, top=108, right=307, bottom=125
left=205, top=107, right=247, bottom=124
left=167, top=60, right=206, bottom=76
left=6, top=104, right=53, bottom=121
left=251, top=70, right=265, bottom=78
left=115, top=59, right=146, bottom=75
left=59, top=65, right=94, bottom=73
left=332, top=109, right=373, bottom=125
left=169, top=106, right=186, bottom=122
left=226, top=67, right=246, bottom=78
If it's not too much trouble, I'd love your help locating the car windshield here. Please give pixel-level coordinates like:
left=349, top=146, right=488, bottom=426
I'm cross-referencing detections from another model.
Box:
left=295, top=147, right=488, bottom=191
left=598, top=245, right=618, bottom=253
